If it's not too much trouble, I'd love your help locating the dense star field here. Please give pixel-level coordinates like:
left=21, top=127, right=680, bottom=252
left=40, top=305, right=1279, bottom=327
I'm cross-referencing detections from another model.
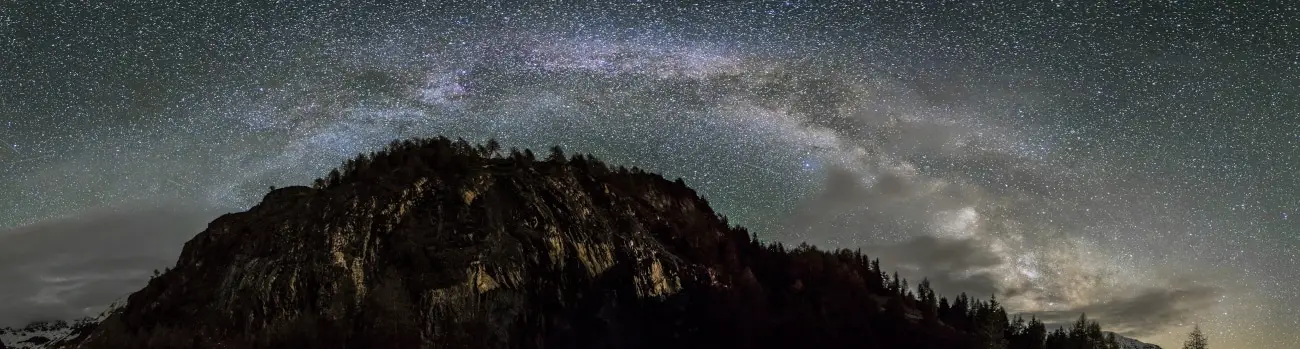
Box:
left=1, top=1, right=1297, bottom=348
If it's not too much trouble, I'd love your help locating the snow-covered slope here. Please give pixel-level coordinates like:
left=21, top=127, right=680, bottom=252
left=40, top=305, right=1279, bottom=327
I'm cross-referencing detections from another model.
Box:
left=1107, top=332, right=1164, bottom=349
left=0, top=320, right=77, bottom=349
left=0, top=298, right=125, bottom=349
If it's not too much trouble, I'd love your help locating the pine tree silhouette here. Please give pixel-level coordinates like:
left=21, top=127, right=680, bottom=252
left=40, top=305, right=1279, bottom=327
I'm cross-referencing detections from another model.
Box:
left=1182, top=324, right=1208, bottom=349
left=485, top=138, right=502, bottom=158
left=547, top=145, right=566, bottom=163
left=1025, top=316, right=1047, bottom=349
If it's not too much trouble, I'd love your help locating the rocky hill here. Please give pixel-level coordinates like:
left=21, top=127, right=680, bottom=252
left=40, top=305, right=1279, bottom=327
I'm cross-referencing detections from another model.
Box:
left=46, top=137, right=1141, bottom=349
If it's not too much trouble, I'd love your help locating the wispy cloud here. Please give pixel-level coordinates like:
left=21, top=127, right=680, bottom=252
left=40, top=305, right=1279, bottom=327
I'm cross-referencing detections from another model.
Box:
left=0, top=205, right=219, bottom=327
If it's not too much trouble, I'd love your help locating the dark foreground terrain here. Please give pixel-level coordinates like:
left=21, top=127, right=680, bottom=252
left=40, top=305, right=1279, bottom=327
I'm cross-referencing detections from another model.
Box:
left=44, top=138, right=1144, bottom=349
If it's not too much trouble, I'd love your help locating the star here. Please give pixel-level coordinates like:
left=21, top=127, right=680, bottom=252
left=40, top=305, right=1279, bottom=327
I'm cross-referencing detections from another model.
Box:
left=0, top=2, right=1296, bottom=348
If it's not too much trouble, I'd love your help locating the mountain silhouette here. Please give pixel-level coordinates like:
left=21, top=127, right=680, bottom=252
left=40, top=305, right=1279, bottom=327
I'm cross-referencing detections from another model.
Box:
left=46, top=137, right=1152, bottom=349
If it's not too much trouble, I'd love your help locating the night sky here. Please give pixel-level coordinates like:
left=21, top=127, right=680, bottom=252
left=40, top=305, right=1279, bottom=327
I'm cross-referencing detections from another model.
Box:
left=2, top=1, right=1298, bottom=348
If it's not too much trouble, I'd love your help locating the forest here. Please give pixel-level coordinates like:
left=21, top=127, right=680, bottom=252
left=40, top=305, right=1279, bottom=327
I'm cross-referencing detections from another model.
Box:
left=299, top=136, right=1211, bottom=349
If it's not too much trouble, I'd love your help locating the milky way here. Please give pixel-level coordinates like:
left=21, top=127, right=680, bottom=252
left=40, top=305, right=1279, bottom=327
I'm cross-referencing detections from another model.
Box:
left=2, top=2, right=1298, bottom=348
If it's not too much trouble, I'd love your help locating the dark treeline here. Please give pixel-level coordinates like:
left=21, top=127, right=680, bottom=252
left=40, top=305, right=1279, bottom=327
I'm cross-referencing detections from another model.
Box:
left=305, top=136, right=1138, bottom=349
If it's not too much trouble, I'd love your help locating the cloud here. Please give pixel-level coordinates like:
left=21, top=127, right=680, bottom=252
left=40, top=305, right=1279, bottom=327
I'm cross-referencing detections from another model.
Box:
left=863, top=235, right=1005, bottom=299
left=775, top=156, right=1221, bottom=337
left=860, top=233, right=1224, bottom=337
left=779, top=165, right=1015, bottom=299
left=778, top=162, right=988, bottom=246
left=0, top=205, right=220, bottom=327
left=1032, top=285, right=1224, bottom=336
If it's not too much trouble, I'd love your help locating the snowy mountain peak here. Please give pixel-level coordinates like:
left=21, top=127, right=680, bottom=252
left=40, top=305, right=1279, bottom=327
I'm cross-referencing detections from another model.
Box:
left=0, top=320, right=77, bottom=349
left=1106, top=332, right=1164, bottom=349
left=0, top=297, right=125, bottom=349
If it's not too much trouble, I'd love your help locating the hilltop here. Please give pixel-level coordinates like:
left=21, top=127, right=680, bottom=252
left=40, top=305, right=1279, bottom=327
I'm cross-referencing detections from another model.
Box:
left=46, top=137, right=1149, bottom=349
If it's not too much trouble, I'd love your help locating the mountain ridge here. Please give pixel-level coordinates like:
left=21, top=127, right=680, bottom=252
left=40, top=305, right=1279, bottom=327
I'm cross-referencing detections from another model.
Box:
left=45, top=137, right=1154, bottom=349
left=1107, top=332, right=1164, bottom=349
left=0, top=299, right=123, bottom=349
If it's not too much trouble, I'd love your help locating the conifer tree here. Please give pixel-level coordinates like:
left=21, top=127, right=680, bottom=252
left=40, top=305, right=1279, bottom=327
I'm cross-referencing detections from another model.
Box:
left=485, top=138, right=501, bottom=158
left=946, top=293, right=972, bottom=330
left=1045, top=328, right=1068, bottom=349
left=1086, top=320, right=1106, bottom=349
left=327, top=169, right=341, bottom=187
left=973, top=300, right=1009, bottom=349
left=1181, top=324, right=1208, bottom=349
left=1067, top=313, right=1091, bottom=348
left=917, top=278, right=939, bottom=324
left=889, top=272, right=901, bottom=294
left=548, top=145, right=567, bottom=163
left=1024, top=316, right=1047, bottom=349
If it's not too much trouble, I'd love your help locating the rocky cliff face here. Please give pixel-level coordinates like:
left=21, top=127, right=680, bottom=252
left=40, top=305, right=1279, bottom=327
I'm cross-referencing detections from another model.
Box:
left=55, top=139, right=770, bottom=348
left=54, top=138, right=968, bottom=349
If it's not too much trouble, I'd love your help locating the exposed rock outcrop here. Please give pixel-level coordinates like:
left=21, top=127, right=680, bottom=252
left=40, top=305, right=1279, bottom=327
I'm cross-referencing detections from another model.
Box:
left=54, top=138, right=970, bottom=348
